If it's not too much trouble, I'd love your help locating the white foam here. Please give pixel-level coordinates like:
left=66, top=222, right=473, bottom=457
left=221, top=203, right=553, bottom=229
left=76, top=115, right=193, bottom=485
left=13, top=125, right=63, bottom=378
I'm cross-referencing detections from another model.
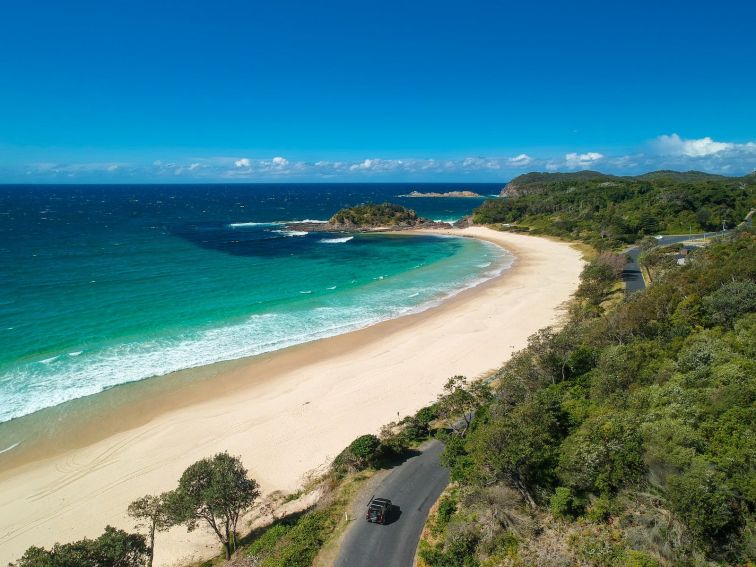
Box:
left=0, top=239, right=516, bottom=424
left=319, top=236, right=353, bottom=244
left=68, top=351, right=83, bottom=357
left=274, top=230, right=308, bottom=237
left=0, top=442, right=20, bottom=455
left=228, top=221, right=281, bottom=228
left=299, top=290, right=312, bottom=294
left=327, top=286, right=337, bottom=290
left=38, top=356, right=59, bottom=365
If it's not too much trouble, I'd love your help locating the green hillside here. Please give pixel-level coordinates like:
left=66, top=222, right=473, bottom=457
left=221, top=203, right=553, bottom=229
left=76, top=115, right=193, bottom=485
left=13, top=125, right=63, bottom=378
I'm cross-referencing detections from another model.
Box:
left=476, top=170, right=755, bottom=248
left=421, top=229, right=756, bottom=566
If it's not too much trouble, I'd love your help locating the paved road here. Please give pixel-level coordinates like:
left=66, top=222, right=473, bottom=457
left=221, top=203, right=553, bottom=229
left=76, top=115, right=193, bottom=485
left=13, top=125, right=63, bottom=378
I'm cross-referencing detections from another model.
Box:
left=622, top=245, right=646, bottom=294
left=334, top=440, right=449, bottom=567
left=623, top=233, right=725, bottom=295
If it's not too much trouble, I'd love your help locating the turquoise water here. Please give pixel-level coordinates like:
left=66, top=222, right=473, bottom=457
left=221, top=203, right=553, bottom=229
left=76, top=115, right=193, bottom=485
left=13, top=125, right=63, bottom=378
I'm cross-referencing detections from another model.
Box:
left=0, top=184, right=508, bottom=423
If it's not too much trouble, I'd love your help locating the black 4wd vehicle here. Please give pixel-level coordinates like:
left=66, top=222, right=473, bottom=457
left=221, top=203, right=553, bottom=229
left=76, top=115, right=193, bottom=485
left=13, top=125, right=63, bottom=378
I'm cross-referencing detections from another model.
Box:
left=366, top=497, right=392, bottom=524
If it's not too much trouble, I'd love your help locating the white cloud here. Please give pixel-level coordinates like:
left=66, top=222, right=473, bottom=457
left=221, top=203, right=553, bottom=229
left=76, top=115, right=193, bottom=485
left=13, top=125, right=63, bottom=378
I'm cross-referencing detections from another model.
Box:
left=12, top=135, right=756, bottom=183
left=654, top=133, right=733, bottom=157
left=564, top=152, right=604, bottom=168
left=461, top=157, right=501, bottom=170
left=507, top=153, right=533, bottom=167
left=348, top=159, right=404, bottom=172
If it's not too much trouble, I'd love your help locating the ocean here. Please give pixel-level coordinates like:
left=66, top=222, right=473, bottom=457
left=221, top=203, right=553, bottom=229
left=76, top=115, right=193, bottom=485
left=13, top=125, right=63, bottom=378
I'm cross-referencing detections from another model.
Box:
left=0, top=183, right=509, bottom=425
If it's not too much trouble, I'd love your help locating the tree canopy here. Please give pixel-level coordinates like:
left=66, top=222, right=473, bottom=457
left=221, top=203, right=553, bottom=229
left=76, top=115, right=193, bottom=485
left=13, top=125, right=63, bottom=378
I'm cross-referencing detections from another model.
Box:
left=10, top=526, right=148, bottom=567
left=167, top=452, right=260, bottom=560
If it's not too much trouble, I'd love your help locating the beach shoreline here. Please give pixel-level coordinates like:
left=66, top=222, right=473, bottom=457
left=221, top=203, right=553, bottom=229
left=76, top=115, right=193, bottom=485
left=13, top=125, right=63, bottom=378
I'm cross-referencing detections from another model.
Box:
left=0, top=227, right=584, bottom=566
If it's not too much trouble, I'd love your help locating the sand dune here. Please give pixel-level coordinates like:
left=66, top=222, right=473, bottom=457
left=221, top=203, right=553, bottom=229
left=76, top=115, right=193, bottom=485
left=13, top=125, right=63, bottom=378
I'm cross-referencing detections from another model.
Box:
left=0, top=227, right=584, bottom=566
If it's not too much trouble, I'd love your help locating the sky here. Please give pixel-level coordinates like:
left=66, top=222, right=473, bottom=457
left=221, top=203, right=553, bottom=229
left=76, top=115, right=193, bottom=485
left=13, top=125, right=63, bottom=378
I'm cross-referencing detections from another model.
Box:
left=1, top=0, right=755, bottom=183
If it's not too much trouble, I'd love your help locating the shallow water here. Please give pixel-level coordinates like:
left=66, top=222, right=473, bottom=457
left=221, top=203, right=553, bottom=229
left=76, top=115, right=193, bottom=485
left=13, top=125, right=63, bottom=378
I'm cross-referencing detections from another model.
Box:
left=0, top=183, right=505, bottom=423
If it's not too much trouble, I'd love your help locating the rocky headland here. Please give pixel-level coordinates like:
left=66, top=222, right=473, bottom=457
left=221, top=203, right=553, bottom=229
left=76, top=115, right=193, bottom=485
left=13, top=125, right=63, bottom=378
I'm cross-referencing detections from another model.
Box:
left=287, top=202, right=452, bottom=232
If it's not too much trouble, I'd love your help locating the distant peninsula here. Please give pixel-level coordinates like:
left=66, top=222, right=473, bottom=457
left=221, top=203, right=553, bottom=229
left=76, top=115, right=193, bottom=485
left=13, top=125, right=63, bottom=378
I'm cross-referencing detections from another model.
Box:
left=398, top=190, right=483, bottom=198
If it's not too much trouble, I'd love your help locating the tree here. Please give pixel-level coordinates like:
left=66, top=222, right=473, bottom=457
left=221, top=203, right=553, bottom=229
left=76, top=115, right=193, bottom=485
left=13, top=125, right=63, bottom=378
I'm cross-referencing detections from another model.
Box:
left=436, top=376, right=492, bottom=432
left=87, top=527, right=150, bottom=567
left=557, top=412, right=645, bottom=495
left=347, top=434, right=381, bottom=467
left=467, top=398, right=558, bottom=507
left=666, top=458, right=745, bottom=559
left=10, top=526, right=148, bottom=567
left=168, top=453, right=260, bottom=560
left=128, top=493, right=172, bottom=567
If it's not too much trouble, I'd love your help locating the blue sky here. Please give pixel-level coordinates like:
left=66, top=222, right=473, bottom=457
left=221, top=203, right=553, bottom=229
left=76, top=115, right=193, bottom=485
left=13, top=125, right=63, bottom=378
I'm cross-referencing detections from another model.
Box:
left=1, top=0, right=755, bottom=182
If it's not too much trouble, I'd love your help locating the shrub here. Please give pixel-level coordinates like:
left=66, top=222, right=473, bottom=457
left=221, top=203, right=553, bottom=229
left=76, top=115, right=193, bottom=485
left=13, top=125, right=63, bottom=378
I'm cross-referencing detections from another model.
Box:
left=332, top=434, right=382, bottom=474
left=347, top=434, right=380, bottom=465
left=624, top=550, right=662, bottom=567
left=260, top=511, right=333, bottom=567
left=585, top=495, right=614, bottom=523
left=558, top=412, right=645, bottom=495
left=549, top=486, right=580, bottom=519
left=702, top=280, right=756, bottom=328
left=247, top=523, right=291, bottom=559
left=433, top=495, right=457, bottom=534
left=419, top=531, right=480, bottom=567
left=666, top=459, right=745, bottom=559
left=415, top=404, right=439, bottom=427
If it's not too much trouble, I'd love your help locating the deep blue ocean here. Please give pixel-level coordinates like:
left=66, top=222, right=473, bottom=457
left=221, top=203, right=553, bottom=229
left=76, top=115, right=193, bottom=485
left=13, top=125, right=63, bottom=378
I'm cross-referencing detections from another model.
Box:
left=0, top=183, right=508, bottom=424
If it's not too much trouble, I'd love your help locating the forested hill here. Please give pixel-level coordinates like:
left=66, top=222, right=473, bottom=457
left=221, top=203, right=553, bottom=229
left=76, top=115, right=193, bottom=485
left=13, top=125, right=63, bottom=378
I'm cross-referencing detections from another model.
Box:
left=328, top=202, right=422, bottom=227
left=475, top=170, right=755, bottom=248
left=422, top=229, right=756, bottom=566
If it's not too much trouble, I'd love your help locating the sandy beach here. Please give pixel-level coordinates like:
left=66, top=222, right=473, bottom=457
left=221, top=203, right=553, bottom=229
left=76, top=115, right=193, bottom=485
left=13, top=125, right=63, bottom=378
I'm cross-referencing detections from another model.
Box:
left=0, top=227, right=584, bottom=566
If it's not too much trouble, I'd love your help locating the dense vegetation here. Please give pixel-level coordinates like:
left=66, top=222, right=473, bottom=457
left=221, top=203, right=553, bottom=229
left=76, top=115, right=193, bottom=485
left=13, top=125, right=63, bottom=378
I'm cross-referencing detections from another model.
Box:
left=10, top=527, right=149, bottom=567
left=420, top=229, right=755, bottom=566
left=329, top=202, right=421, bottom=227
left=473, top=170, right=755, bottom=248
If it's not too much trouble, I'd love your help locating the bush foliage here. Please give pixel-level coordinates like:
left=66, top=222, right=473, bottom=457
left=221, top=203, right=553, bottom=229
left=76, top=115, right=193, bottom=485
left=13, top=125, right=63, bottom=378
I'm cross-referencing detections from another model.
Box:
left=429, top=230, right=756, bottom=566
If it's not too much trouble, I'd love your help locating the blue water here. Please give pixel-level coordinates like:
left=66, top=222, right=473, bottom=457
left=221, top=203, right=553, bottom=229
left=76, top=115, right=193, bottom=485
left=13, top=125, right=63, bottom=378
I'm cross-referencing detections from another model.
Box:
left=0, top=184, right=507, bottom=423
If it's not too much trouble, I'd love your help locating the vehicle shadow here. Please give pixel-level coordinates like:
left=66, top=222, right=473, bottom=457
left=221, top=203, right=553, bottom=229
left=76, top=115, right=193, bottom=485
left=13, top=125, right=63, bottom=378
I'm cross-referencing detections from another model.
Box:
left=383, top=505, right=402, bottom=525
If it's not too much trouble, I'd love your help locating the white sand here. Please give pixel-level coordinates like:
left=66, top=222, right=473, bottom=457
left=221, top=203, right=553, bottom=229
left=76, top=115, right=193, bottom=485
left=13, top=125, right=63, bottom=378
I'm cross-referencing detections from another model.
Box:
left=0, top=228, right=584, bottom=565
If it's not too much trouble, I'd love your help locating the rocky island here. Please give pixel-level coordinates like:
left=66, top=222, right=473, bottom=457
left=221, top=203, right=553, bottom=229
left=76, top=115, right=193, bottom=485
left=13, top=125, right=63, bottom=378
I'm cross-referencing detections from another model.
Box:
left=287, top=202, right=450, bottom=232
left=398, top=190, right=483, bottom=198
